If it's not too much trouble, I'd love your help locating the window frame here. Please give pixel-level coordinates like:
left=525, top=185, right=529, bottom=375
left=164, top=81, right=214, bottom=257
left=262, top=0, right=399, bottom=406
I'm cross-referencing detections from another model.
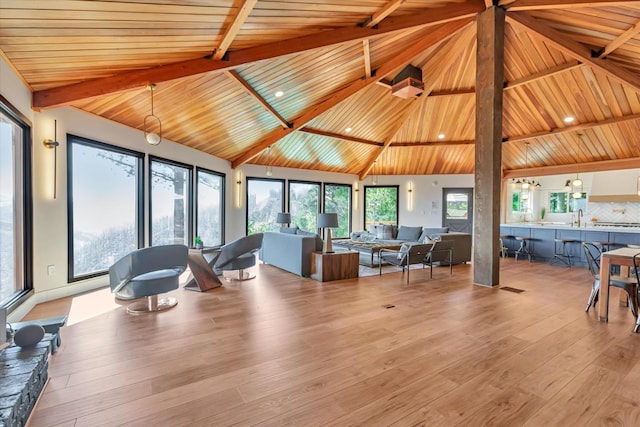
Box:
left=195, top=166, right=226, bottom=248
left=66, top=134, right=144, bottom=282
left=245, top=177, right=285, bottom=235
left=0, top=94, right=33, bottom=310
left=148, top=155, right=194, bottom=247
left=288, top=179, right=322, bottom=233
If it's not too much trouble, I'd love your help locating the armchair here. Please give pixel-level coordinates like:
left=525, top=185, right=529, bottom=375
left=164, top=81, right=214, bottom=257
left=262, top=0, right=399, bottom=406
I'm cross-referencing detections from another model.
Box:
left=379, top=243, right=433, bottom=283
left=423, top=239, right=454, bottom=278
left=214, top=233, right=264, bottom=280
left=109, top=244, right=188, bottom=314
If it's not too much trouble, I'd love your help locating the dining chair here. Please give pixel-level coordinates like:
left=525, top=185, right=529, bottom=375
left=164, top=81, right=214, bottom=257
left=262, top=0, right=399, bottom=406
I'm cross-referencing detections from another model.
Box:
left=583, top=242, right=638, bottom=320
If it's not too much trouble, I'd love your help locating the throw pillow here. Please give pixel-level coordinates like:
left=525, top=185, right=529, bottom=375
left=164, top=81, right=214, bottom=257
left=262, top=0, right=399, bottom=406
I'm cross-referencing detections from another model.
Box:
left=396, top=225, right=422, bottom=241
left=281, top=227, right=298, bottom=234
left=396, top=242, right=411, bottom=259
left=379, top=224, right=394, bottom=240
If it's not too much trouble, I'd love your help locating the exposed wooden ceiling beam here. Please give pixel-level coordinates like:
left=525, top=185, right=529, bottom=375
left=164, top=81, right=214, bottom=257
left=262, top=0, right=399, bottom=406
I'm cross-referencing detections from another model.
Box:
left=32, top=3, right=483, bottom=110
left=365, top=0, right=406, bottom=27
left=299, top=128, right=383, bottom=146
left=505, top=60, right=582, bottom=89
left=392, top=140, right=476, bottom=147
left=507, top=12, right=640, bottom=93
left=504, top=112, right=640, bottom=143
left=428, top=60, right=583, bottom=97
left=224, top=70, right=290, bottom=129
left=232, top=19, right=474, bottom=169
left=503, top=157, right=640, bottom=178
left=595, top=19, right=640, bottom=58
left=213, top=0, right=259, bottom=60
left=485, top=0, right=495, bottom=8
left=362, top=40, right=372, bottom=78
left=499, top=0, right=633, bottom=11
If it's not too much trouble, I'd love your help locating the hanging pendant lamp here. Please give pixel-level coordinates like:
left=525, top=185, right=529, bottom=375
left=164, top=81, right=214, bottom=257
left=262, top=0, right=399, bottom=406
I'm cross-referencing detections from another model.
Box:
left=571, top=135, right=584, bottom=198
left=144, top=84, right=162, bottom=145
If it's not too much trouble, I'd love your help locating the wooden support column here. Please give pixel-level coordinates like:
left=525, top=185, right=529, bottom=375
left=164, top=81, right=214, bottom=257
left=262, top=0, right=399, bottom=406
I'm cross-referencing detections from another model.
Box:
left=474, top=6, right=505, bottom=287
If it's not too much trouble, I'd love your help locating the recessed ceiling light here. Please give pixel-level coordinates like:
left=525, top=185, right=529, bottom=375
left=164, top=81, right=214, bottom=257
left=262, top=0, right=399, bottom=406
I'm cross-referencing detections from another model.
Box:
left=563, top=116, right=575, bottom=123
left=438, top=133, right=445, bottom=139
left=345, top=127, right=352, bottom=133
left=275, top=91, right=284, bottom=97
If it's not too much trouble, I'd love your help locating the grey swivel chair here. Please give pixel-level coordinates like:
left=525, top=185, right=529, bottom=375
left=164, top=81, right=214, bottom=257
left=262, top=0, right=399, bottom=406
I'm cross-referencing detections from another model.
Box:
left=214, top=233, right=264, bottom=281
left=423, top=239, right=454, bottom=278
left=109, top=244, right=189, bottom=314
left=583, top=242, right=638, bottom=319
left=379, top=243, right=433, bottom=283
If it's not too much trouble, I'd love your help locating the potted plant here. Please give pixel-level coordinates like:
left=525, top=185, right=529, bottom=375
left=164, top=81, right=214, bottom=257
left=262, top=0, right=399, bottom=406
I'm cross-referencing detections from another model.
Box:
left=540, top=207, right=546, bottom=221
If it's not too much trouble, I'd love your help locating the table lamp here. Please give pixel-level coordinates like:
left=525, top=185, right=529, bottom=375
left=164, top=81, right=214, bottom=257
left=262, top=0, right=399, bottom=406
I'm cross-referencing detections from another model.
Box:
left=317, top=213, right=339, bottom=253
left=276, top=212, right=291, bottom=227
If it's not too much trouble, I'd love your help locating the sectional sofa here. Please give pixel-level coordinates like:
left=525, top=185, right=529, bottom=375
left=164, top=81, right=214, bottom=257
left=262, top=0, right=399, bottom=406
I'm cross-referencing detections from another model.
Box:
left=350, top=225, right=472, bottom=265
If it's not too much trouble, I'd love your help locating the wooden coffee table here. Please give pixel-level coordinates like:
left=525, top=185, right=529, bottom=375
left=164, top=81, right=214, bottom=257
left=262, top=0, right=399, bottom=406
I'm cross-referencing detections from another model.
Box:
left=332, top=240, right=402, bottom=267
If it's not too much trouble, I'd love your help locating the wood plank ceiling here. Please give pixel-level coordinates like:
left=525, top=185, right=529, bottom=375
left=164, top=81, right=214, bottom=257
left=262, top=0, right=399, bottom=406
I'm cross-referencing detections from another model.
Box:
left=1, top=0, right=639, bottom=178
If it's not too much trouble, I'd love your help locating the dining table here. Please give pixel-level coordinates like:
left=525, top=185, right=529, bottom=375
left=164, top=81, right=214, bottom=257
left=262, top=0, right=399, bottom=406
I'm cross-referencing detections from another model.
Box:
left=598, top=246, right=640, bottom=322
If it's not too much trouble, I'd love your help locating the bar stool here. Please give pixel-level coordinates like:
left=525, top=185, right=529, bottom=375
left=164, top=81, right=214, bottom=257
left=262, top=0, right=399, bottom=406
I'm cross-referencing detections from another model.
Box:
left=499, top=235, right=512, bottom=258
left=550, top=238, right=580, bottom=267
left=592, top=241, right=616, bottom=252
left=514, top=236, right=533, bottom=262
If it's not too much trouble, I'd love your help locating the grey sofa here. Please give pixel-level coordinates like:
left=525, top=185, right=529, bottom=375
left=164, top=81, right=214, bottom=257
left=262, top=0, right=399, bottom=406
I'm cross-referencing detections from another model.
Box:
left=259, top=230, right=323, bottom=277
left=351, top=225, right=472, bottom=265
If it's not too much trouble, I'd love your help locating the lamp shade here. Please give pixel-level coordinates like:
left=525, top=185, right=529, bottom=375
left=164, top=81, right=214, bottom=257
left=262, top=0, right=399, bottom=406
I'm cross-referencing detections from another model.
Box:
left=276, top=212, right=291, bottom=224
left=317, top=213, right=338, bottom=228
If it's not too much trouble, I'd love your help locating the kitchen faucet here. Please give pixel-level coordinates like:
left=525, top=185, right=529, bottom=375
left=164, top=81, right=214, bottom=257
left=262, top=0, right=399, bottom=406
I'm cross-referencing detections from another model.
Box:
left=577, top=208, right=583, bottom=228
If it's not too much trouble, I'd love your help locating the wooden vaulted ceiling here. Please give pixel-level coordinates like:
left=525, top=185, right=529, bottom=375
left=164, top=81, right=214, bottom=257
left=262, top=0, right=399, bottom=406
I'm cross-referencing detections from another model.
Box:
left=1, top=0, right=640, bottom=178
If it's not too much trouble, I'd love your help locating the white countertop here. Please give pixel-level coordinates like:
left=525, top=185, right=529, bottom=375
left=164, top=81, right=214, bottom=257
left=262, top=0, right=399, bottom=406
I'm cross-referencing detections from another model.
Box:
left=502, top=223, right=640, bottom=233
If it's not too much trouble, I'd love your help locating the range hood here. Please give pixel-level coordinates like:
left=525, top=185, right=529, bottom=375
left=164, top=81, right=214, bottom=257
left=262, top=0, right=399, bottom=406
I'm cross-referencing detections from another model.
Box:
left=588, top=169, right=640, bottom=202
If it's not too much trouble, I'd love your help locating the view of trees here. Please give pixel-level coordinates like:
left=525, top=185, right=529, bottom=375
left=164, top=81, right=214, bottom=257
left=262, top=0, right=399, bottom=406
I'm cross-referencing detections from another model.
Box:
left=289, top=182, right=320, bottom=233
left=247, top=178, right=284, bottom=235
left=364, top=186, right=398, bottom=227
left=323, top=184, right=350, bottom=238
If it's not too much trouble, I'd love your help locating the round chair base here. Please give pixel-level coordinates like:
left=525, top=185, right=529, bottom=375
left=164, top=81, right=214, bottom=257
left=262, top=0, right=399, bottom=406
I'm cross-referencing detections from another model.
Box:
left=224, top=269, right=256, bottom=282
left=126, top=295, right=178, bottom=314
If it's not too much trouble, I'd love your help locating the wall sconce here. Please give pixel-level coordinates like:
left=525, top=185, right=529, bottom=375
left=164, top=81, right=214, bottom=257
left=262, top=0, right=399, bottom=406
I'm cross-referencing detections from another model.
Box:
left=43, top=119, right=60, bottom=199
left=144, top=84, right=162, bottom=145
left=407, top=181, right=414, bottom=211
left=235, top=171, right=242, bottom=208
left=353, top=183, right=359, bottom=210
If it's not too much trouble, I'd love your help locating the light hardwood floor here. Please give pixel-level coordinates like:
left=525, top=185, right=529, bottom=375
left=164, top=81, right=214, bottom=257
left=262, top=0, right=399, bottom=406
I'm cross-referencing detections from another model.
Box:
left=24, top=258, right=640, bottom=426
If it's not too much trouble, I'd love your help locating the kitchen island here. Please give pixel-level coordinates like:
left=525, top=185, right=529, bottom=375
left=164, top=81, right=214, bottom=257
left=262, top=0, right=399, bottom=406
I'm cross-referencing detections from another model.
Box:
left=500, top=223, right=640, bottom=266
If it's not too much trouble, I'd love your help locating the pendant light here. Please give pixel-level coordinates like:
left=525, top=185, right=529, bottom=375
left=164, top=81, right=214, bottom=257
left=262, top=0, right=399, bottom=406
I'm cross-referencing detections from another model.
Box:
left=571, top=134, right=584, bottom=198
left=264, top=146, right=273, bottom=176
left=144, top=84, right=162, bottom=145
left=521, top=143, right=530, bottom=200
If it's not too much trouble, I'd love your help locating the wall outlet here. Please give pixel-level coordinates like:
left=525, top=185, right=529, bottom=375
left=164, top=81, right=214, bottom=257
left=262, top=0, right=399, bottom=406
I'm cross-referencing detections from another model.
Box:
left=47, top=265, right=55, bottom=276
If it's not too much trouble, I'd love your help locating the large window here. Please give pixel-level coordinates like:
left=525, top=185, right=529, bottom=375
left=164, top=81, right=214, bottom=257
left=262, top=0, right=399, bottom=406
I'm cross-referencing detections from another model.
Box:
left=549, top=192, right=587, bottom=213
left=289, top=181, right=320, bottom=233
left=196, top=168, right=224, bottom=247
left=364, top=185, right=398, bottom=227
left=0, top=97, right=32, bottom=307
left=68, top=135, right=143, bottom=281
left=323, top=183, right=351, bottom=238
left=246, top=178, right=284, bottom=234
left=149, top=157, right=192, bottom=246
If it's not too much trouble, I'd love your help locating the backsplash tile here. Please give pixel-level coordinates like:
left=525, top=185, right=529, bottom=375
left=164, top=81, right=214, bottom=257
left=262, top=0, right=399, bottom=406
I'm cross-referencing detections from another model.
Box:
left=587, top=202, right=640, bottom=223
